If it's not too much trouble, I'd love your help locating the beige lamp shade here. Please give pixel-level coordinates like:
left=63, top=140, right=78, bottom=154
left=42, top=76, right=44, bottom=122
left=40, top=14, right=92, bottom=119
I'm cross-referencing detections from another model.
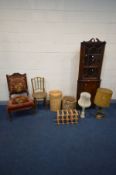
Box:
left=94, top=88, right=113, bottom=107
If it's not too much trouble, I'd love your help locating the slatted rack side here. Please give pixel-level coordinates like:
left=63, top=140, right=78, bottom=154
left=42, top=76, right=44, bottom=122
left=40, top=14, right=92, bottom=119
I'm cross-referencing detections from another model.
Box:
left=56, top=109, right=79, bottom=125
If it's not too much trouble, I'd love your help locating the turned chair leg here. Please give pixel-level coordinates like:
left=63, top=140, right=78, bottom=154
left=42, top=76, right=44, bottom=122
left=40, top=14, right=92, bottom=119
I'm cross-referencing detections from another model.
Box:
left=8, top=111, right=12, bottom=121
left=44, top=97, right=46, bottom=106
left=34, top=98, right=37, bottom=108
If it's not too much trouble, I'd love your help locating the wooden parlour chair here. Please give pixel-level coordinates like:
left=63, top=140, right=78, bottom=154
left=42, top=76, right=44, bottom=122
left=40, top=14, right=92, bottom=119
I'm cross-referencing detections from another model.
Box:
left=6, top=73, right=35, bottom=120
left=31, top=77, right=47, bottom=107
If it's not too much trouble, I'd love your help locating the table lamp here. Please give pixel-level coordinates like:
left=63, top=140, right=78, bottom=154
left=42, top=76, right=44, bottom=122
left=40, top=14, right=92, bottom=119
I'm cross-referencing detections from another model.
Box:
left=94, top=88, right=113, bottom=119
left=78, top=92, right=91, bottom=118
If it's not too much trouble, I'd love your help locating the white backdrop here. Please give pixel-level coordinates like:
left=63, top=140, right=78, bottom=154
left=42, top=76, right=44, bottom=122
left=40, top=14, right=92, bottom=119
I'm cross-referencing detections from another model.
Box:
left=0, top=0, right=116, bottom=100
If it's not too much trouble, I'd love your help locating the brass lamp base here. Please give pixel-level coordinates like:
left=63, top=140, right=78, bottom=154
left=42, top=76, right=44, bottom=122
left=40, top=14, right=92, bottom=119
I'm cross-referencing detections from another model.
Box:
left=96, top=112, right=104, bottom=119
left=96, top=107, right=104, bottom=119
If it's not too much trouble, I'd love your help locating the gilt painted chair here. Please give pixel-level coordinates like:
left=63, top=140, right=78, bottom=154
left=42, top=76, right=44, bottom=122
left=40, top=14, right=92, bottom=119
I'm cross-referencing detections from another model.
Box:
left=31, top=77, right=47, bottom=105
left=31, top=77, right=47, bottom=107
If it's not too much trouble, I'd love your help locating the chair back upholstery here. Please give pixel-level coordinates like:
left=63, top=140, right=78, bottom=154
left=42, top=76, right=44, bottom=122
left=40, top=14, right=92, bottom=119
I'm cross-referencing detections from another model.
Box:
left=6, top=73, right=29, bottom=98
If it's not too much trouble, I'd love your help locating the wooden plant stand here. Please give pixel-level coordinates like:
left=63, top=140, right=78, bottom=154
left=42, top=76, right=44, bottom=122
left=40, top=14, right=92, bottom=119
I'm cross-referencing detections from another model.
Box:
left=56, top=109, right=79, bottom=125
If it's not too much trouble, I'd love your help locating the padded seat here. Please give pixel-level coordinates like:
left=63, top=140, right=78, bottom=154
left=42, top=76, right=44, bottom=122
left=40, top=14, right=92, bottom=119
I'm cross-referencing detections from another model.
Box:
left=8, top=97, right=34, bottom=110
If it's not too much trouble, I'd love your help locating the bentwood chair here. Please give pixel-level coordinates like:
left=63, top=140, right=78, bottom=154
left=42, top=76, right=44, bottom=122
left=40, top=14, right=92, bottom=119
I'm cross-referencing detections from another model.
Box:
left=6, top=73, right=35, bottom=120
left=31, top=77, right=47, bottom=107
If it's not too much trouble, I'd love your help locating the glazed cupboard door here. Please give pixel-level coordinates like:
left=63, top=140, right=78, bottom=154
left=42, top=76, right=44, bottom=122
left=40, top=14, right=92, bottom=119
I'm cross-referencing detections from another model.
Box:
left=77, top=38, right=106, bottom=106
